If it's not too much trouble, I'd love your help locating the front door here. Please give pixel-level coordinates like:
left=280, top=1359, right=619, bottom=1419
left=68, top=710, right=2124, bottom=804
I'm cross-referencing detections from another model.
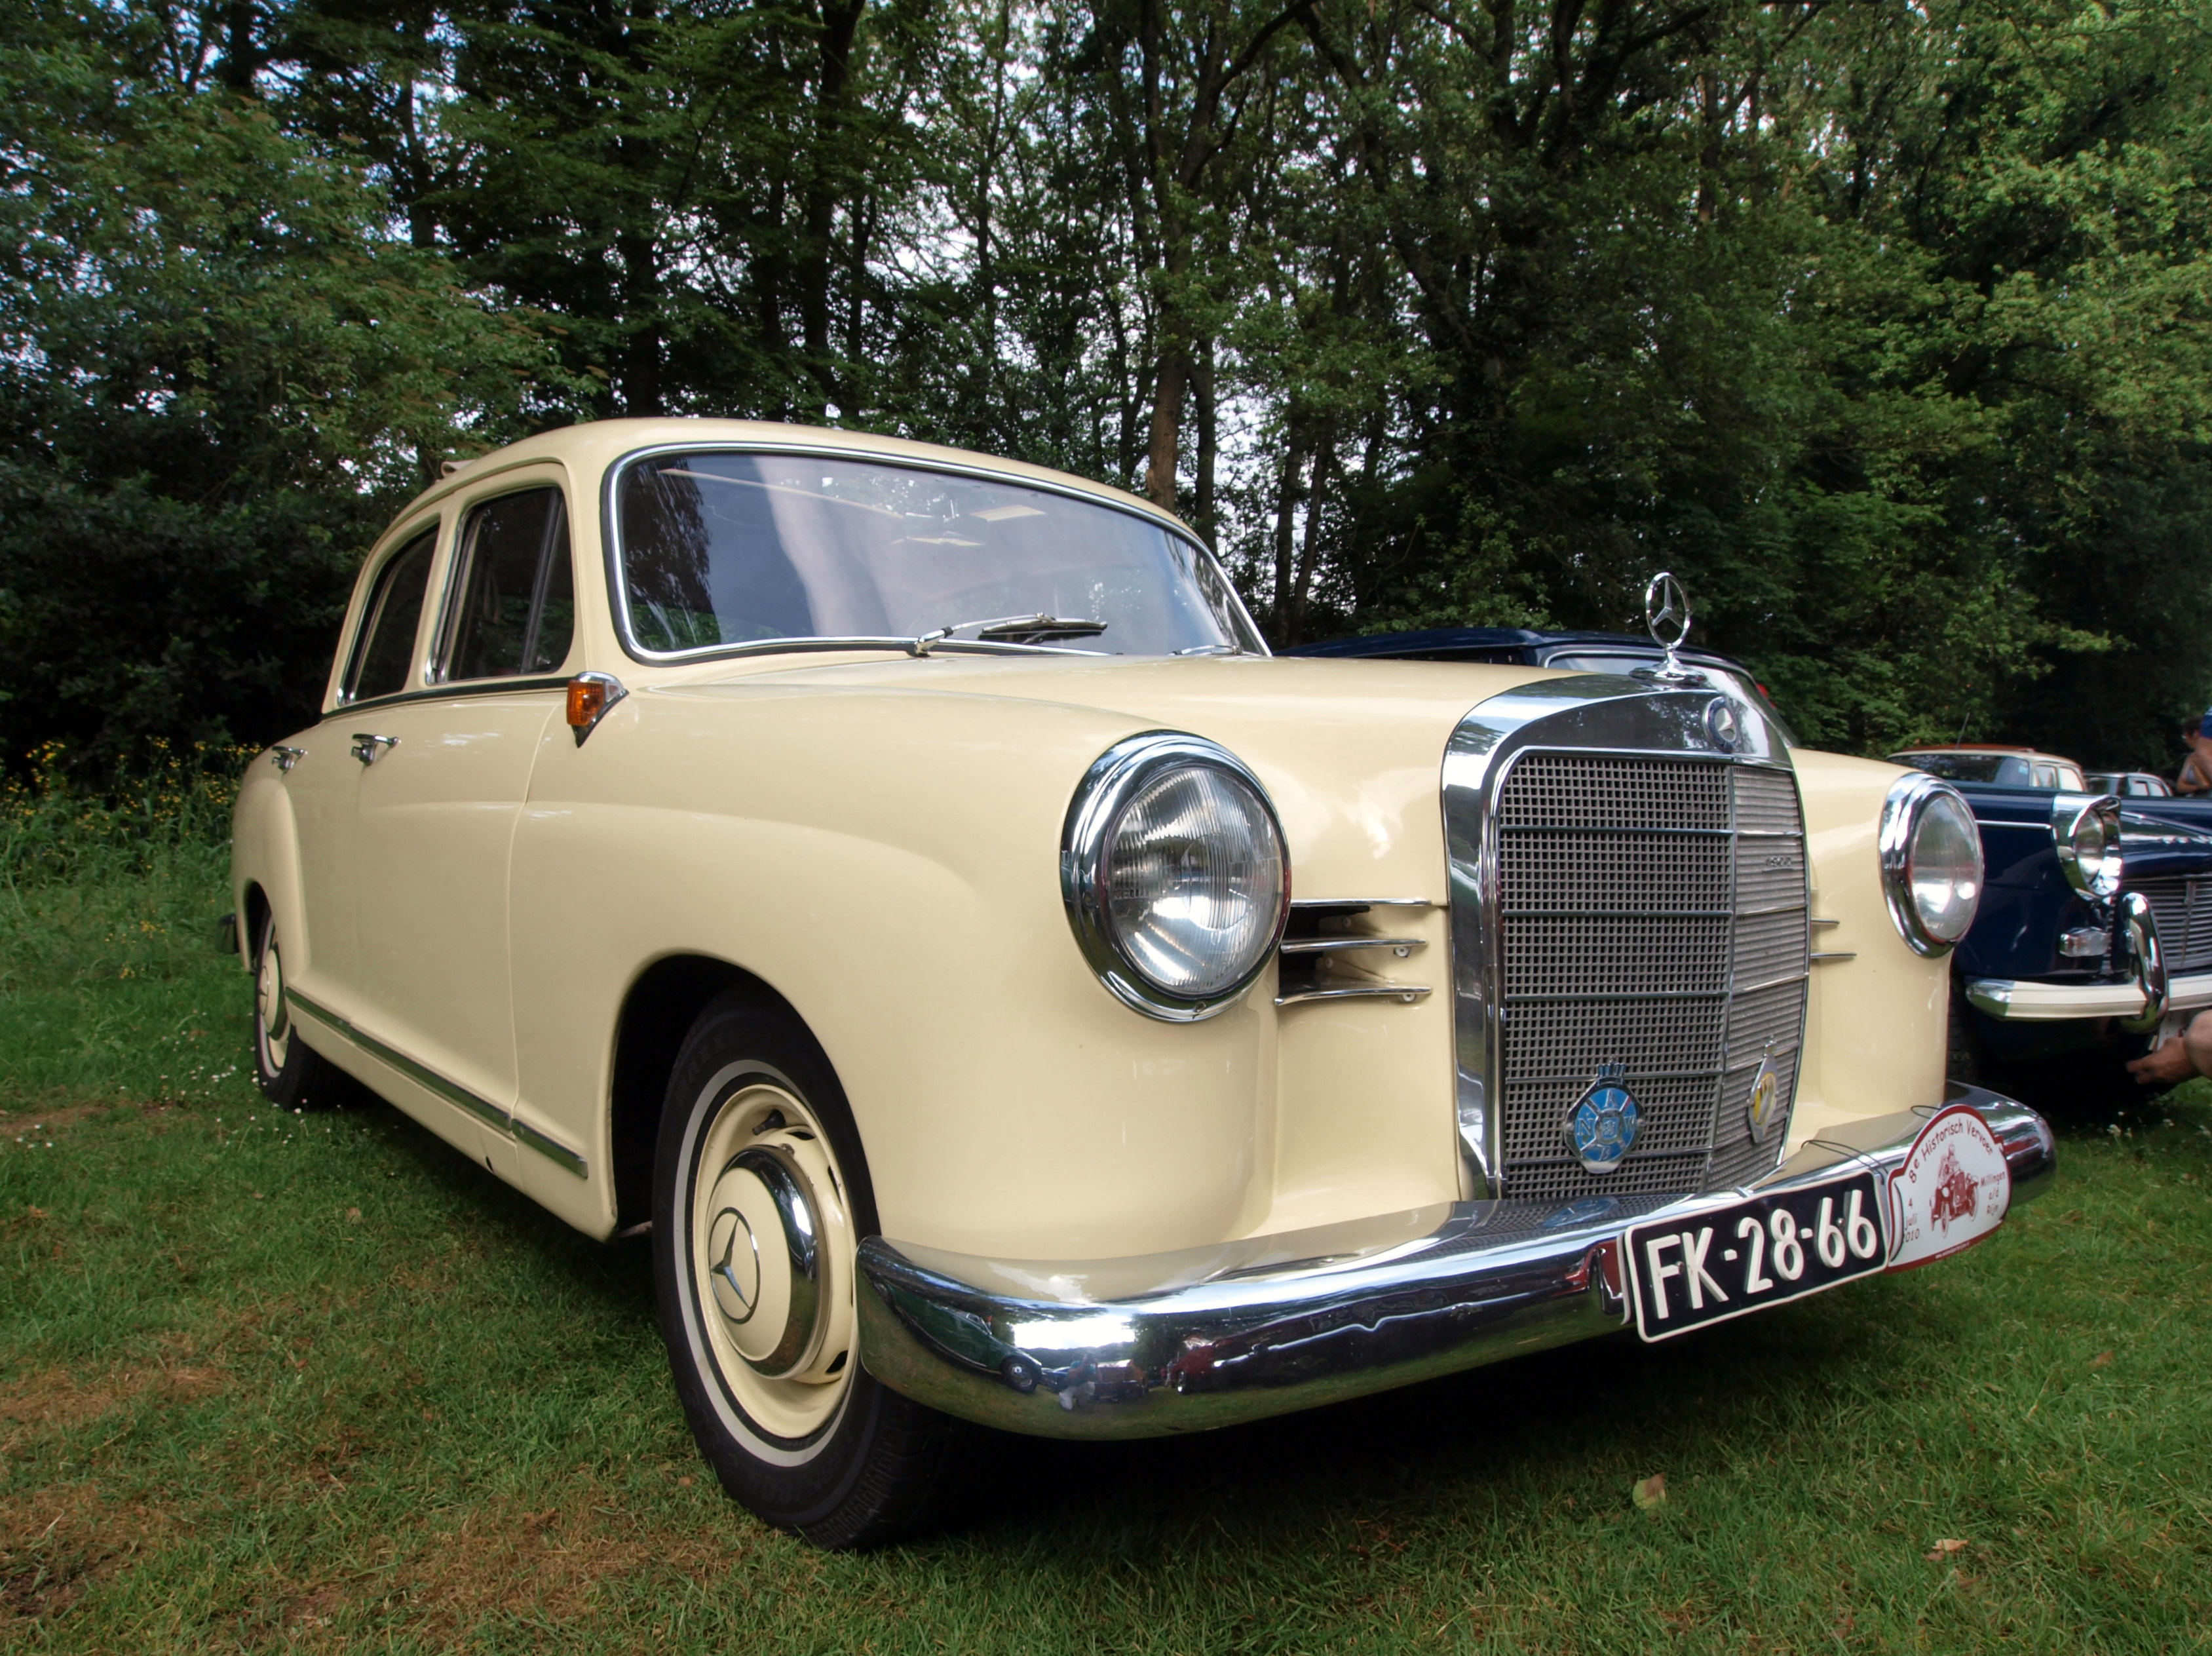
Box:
left=347, top=482, right=577, bottom=1136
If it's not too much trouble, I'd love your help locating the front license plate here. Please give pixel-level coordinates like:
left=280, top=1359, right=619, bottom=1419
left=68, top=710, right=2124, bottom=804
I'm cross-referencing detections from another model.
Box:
left=1624, top=1170, right=1887, bottom=1341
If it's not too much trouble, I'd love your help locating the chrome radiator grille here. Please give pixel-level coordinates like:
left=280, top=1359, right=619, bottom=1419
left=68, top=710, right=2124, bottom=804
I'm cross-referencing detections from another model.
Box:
left=2129, top=876, right=2212, bottom=975
left=1493, top=755, right=1810, bottom=1201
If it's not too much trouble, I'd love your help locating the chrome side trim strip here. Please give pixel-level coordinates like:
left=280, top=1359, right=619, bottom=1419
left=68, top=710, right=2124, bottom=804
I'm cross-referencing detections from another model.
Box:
left=857, top=1085, right=2053, bottom=1440
left=282, top=990, right=589, bottom=1178
left=1277, top=936, right=1425, bottom=956
left=1290, top=897, right=1438, bottom=910
left=512, top=1116, right=590, bottom=1178
left=1276, top=985, right=1434, bottom=1007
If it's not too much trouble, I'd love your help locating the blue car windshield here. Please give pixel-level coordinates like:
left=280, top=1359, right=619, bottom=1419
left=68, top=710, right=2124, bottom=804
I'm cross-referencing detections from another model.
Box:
left=1895, top=752, right=2034, bottom=786
left=614, top=450, right=1263, bottom=659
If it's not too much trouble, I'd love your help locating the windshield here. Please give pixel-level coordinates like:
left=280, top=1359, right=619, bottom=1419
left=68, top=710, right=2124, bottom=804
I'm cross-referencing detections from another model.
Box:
left=1894, top=752, right=2034, bottom=786
left=613, top=450, right=1263, bottom=659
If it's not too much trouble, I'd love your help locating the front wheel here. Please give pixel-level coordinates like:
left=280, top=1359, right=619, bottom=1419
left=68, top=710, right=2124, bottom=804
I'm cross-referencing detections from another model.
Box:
left=652, top=992, right=963, bottom=1548
left=252, top=910, right=332, bottom=1108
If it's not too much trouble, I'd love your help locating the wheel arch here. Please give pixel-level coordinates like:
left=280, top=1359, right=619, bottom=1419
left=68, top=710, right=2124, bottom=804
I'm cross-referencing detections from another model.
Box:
left=241, top=881, right=272, bottom=967
left=609, top=955, right=816, bottom=1232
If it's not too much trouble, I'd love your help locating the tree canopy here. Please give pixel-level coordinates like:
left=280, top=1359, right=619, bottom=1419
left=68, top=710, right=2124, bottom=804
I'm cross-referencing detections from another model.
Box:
left=5, top=0, right=2209, bottom=769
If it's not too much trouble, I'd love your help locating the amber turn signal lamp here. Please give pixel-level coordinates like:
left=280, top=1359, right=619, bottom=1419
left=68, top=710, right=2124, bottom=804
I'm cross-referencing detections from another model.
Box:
left=565, top=671, right=628, bottom=746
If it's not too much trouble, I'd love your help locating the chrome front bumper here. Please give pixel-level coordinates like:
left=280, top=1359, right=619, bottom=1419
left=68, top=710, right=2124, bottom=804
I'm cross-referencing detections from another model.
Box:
left=856, top=1084, right=2055, bottom=1440
left=1967, top=972, right=2212, bottom=1021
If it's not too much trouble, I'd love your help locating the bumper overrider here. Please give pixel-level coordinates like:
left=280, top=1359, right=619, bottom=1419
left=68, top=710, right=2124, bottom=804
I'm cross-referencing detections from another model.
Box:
left=856, top=1084, right=2055, bottom=1439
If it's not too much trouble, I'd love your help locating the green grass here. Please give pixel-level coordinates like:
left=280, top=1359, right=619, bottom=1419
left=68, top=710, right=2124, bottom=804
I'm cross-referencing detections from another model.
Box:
left=4, top=839, right=2212, bottom=1651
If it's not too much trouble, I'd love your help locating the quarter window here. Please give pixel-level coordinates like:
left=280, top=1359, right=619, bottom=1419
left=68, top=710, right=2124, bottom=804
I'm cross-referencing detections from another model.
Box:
left=442, top=488, right=575, bottom=681
left=345, top=529, right=438, bottom=703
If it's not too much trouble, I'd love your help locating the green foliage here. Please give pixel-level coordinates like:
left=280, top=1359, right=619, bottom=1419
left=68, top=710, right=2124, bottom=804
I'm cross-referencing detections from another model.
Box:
left=3, top=0, right=2211, bottom=767
left=0, top=1, right=565, bottom=771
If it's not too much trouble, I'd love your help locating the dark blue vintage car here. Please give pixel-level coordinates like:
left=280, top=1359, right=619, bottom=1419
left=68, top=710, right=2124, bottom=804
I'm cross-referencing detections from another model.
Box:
left=1291, top=619, right=2212, bottom=1097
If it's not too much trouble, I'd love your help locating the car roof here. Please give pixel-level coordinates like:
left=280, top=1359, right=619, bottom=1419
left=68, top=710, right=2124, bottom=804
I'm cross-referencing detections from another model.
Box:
left=388, top=417, right=1198, bottom=547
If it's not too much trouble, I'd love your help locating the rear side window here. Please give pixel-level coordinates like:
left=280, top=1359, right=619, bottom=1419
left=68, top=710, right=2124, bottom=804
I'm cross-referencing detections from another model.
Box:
left=345, top=530, right=438, bottom=703
left=442, top=488, right=575, bottom=681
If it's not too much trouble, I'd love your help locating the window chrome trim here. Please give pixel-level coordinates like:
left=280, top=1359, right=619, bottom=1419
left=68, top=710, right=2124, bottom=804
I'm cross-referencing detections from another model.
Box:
left=283, top=988, right=588, bottom=1178
left=1440, top=674, right=1797, bottom=1201
left=337, top=522, right=444, bottom=707
left=318, top=676, right=572, bottom=722
left=598, top=440, right=1268, bottom=668
left=430, top=482, right=579, bottom=688
left=1060, top=731, right=1290, bottom=1023
left=1877, top=771, right=1985, bottom=957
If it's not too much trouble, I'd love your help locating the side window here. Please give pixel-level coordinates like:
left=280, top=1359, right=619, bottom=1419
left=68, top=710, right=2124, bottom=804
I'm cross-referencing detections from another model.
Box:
left=344, top=530, right=438, bottom=703
left=442, top=488, right=574, bottom=682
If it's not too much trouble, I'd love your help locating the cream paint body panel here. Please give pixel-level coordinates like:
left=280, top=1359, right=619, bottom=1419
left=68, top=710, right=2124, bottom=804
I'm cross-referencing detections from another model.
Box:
left=350, top=692, right=561, bottom=1113
left=1262, top=900, right=1456, bottom=1234
left=273, top=729, right=360, bottom=999
left=1787, top=747, right=1949, bottom=1145
left=506, top=657, right=1532, bottom=1254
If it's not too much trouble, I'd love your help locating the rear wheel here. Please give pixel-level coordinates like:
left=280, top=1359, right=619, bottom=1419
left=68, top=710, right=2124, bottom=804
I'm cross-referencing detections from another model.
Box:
left=252, top=910, right=332, bottom=1109
left=651, top=992, right=963, bottom=1548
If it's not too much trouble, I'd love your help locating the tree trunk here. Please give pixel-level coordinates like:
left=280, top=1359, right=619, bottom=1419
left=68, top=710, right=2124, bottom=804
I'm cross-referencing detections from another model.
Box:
left=1270, top=421, right=1310, bottom=640
left=618, top=229, right=664, bottom=416
left=1289, top=433, right=1335, bottom=641
left=801, top=0, right=869, bottom=415
left=1192, top=337, right=1217, bottom=542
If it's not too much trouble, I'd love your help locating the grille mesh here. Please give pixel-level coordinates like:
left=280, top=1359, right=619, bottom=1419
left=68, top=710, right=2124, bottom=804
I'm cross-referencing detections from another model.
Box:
left=1489, top=753, right=1810, bottom=1201
left=2130, top=876, right=2212, bottom=974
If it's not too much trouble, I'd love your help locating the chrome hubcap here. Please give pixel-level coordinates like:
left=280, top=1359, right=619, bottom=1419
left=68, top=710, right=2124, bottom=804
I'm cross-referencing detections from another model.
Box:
left=688, top=1076, right=858, bottom=1440
left=256, top=938, right=292, bottom=1068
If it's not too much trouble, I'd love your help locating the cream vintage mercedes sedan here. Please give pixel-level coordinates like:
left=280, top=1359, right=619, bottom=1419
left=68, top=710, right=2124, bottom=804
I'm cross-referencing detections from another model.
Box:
left=229, top=419, right=2055, bottom=1547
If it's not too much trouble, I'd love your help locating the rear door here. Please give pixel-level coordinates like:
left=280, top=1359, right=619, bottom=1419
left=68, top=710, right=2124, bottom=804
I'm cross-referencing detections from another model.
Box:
left=345, top=479, right=577, bottom=1150
left=285, top=524, right=440, bottom=1009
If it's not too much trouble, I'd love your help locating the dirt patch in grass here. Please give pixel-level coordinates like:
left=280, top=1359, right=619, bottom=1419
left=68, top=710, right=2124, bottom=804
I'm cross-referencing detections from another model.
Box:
left=0, top=1480, right=177, bottom=1627
left=0, top=1350, right=227, bottom=1451
left=269, top=1488, right=745, bottom=1644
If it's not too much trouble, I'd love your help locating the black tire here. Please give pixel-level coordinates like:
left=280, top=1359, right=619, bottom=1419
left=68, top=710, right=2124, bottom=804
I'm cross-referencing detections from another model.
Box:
left=252, top=910, right=333, bottom=1109
left=1945, top=974, right=1986, bottom=1087
left=651, top=990, right=963, bottom=1549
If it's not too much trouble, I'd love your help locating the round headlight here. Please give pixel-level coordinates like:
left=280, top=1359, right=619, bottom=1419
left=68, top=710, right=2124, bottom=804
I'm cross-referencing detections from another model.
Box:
left=1063, top=734, right=1289, bottom=1019
left=1879, top=773, right=1985, bottom=956
left=2053, top=794, right=2123, bottom=900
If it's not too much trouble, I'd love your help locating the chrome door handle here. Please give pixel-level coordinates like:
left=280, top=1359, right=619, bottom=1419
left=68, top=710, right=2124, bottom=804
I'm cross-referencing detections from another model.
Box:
left=349, top=733, right=398, bottom=765
left=269, top=745, right=306, bottom=773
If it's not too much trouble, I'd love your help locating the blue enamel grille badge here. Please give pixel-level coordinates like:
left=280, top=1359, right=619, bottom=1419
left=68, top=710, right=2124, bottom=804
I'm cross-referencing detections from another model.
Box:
left=1567, top=1064, right=1641, bottom=1175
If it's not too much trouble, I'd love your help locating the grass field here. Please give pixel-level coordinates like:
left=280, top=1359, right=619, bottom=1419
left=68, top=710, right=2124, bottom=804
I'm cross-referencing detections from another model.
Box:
left=4, top=834, right=2211, bottom=1651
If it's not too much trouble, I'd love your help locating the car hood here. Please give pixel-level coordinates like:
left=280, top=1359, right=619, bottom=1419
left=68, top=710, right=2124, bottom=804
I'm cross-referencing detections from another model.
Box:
left=675, top=651, right=1569, bottom=901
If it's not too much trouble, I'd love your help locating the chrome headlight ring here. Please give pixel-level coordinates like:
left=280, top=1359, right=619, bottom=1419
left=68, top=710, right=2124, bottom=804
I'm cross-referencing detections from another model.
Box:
left=2051, top=792, right=2124, bottom=902
left=1061, top=732, right=1290, bottom=1022
left=1878, top=772, right=1985, bottom=957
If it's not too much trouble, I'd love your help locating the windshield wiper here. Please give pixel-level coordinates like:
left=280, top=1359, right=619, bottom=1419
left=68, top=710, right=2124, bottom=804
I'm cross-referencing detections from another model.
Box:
left=909, top=613, right=1108, bottom=655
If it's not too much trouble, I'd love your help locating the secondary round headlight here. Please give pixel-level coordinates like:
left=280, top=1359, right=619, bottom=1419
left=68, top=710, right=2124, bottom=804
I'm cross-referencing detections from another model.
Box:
left=1063, top=733, right=1289, bottom=1019
left=2052, top=794, right=2123, bottom=900
left=1878, top=773, right=1985, bottom=956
